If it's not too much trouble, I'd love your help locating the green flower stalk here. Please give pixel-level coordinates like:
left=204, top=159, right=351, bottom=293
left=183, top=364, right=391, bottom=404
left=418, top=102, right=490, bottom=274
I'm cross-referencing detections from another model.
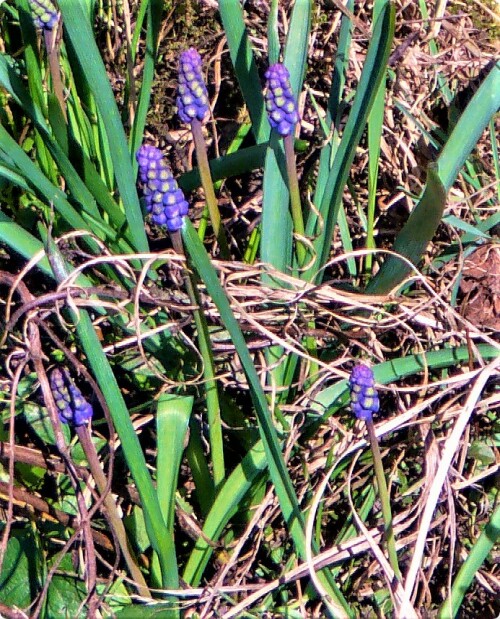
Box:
left=349, top=364, right=402, bottom=581
left=177, top=48, right=230, bottom=258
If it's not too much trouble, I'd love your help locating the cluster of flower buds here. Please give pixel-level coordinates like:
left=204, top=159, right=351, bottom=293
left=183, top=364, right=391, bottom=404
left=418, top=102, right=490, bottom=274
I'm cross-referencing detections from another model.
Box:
left=349, top=364, right=380, bottom=421
left=264, top=63, right=300, bottom=137
left=50, top=368, right=93, bottom=426
left=28, top=0, right=59, bottom=31
left=136, top=144, right=190, bottom=232
left=176, top=48, right=210, bottom=125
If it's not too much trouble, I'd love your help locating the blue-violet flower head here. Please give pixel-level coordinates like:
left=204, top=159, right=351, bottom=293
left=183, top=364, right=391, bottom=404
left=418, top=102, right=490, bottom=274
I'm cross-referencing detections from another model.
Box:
left=349, top=364, right=380, bottom=421
left=264, top=63, right=299, bottom=137
left=50, top=368, right=93, bottom=426
left=177, top=48, right=209, bottom=125
left=28, top=0, right=59, bottom=31
left=136, top=144, right=189, bottom=232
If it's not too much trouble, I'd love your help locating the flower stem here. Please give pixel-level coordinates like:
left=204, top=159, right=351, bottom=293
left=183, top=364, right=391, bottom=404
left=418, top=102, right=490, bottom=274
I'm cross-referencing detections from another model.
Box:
left=366, top=417, right=402, bottom=581
left=44, top=29, right=67, bottom=122
left=75, top=425, right=150, bottom=597
left=283, top=134, right=306, bottom=268
left=190, top=119, right=230, bottom=259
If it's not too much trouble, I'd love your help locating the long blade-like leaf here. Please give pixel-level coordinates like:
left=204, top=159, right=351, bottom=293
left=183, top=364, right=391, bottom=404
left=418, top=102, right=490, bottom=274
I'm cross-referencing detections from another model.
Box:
left=182, top=221, right=352, bottom=616
left=368, top=61, right=500, bottom=293
left=305, top=1, right=395, bottom=282
left=217, top=0, right=269, bottom=144
left=57, top=0, right=148, bottom=252
left=367, top=167, right=446, bottom=293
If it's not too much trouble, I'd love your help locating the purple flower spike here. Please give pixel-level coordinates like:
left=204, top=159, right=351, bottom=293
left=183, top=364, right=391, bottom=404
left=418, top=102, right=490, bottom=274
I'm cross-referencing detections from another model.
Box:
left=50, top=368, right=93, bottom=427
left=177, top=48, right=210, bottom=125
left=28, top=0, right=59, bottom=31
left=349, top=364, right=380, bottom=422
left=136, top=144, right=189, bottom=232
left=264, top=63, right=299, bottom=137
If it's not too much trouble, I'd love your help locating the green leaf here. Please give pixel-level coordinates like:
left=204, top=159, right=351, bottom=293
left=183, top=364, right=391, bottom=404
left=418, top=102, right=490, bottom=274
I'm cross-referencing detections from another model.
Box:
left=305, top=1, right=395, bottom=282
left=367, top=166, right=447, bottom=293
left=57, top=0, right=149, bottom=253
left=438, top=500, right=500, bottom=619
left=0, top=527, right=42, bottom=608
left=124, top=506, right=151, bottom=555
left=0, top=124, right=97, bottom=234
left=46, top=575, right=87, bottom=619
left=0, top=210, right=53, bottom=277
left=151, top=395, right=192, bottom=587
left=468, top=440, right=496, bottom=465
left=23, top=402, right=70, bottom=447
left=368, top=61, right=500, bottom=293
left=70, top=436, right=107, bottom=466
left=156, top=394, right=193, bottom=532
left=115, top=604, right=178, bottom=619
left=217, top=0, right=270, bottom=144
left=183, top=440, right=266, bottom=586
left=313, top=0, right=354, bottom=208
left=268, top=0, right=280, bottom=65
left=182, top=222, right=304, bottom=543
left=181, top=221, right=352, bottom=615
left=130, top=0, right=163, bottom=163
left=178, top=144, right=267, bottom=192
left=442, top=214, right=491, bottom=240
left=261, top=1, right=311, bottom=276
left=437, top=63, right=500, bottom=193
left=261, top=137, right=292, bottom=275
left=71, top=311, right=178, bottom=590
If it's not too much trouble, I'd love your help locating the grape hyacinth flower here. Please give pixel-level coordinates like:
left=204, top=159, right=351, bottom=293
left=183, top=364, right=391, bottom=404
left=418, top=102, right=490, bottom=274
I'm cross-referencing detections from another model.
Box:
left=349, top=363, right=380, bottom=421
left=348, top=363, right=402, bottom=580
left=50, top=368, right=93, bottom=426
left=136, top=144, right=189, bottom=232
left=177, top=48, right=210, bottom=125
left=175, top=48, right=230, bottom=256
left=264, top=63, right=300, bottom=137
left=28, top=0, right=59, bottom=31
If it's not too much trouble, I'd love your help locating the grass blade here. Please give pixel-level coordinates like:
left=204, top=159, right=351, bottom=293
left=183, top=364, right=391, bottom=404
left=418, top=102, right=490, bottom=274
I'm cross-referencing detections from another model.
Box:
left=179, top=144, right=266, bottom=192
left=217, top=0, right=269, bottom=144
left=260, top=0, right=311, bottom=276
left=156, top=394, right=193, bottom=532
left=365, top=0, right=388, bottom=274
left=367, top=167, right=446, bottom=294
left=368, top=62, right=500, bottom=293
left=150, top=394, right=192, bottom=588
left=305, top=1, right=395, bottom=282
left=57, top=0, right=148, bottom=252
left=313, top=0, right=354, bottom=208
left=73, top=311, right=179, bottom=590
left=129, top=0, right=163, bottom=163
left=182, top=441, right=266, bottom=586
left=436, top=61, right=500, bottom=193
left=438, top=501, right=500, bottom=619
